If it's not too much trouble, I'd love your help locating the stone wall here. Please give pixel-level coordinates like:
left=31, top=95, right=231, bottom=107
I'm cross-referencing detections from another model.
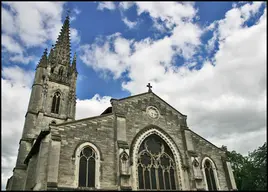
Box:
left=191, top=131, right=229, bottom=190
left=53, top=114, right=116, bottom=190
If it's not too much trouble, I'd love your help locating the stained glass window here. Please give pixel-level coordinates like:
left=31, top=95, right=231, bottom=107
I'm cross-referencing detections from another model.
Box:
left=204, top=160, right=217, bottom=191
left=137, top=134, right=177, bottom=190
left=78, top=147, right=96, bottom=188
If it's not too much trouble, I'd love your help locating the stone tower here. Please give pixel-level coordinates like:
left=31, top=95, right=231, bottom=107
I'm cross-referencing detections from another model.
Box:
left=10, top=13, right=78, bottom=190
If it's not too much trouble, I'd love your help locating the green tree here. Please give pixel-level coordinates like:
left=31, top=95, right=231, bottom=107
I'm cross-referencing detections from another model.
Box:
left=226, top=142, right=267, bottom=191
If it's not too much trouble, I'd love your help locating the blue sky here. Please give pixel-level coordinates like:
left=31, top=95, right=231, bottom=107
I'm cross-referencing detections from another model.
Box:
left=1, top=1, right=267, bottom=190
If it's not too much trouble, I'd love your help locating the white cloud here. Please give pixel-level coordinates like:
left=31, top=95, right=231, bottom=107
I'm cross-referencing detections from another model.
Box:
left=218, top=2, right=264, bottom=40
left=80, top=2, right=202, bottom=77
left=208, top=127, right=266, bottom=156
left=1, top=35, right=38, bottom=65
left=1, top=7, right=16, bottom=35
left=118, top=2, right=135, bottom=10
left=1, top=66, right=35, bottom=190
left=1, top=35, right=24, bottom=54
left=9, top=55, right=38, bottom=65
left=70, top=7, right=81, bottom=22
left=1, top=2, right=81, bottom=65
left=135, top=2, right=197, bottom=30
left=73, top=7, right=81, bottom=15
left=122, top=17, right=138, bottom=29
left=2, top=2, right=64, bottom=47
left=76, top=94, right=112, bottom=119
left=97, top=2, right=116, bottom=11
left=79, top=35, right=133, bottom=79
left=70, top=28, right=81, bottom=45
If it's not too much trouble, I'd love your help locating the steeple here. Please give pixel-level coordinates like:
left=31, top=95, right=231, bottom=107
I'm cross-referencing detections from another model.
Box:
left=37, top=48, right=48, bottom=68
left=53, top=11, right=71, bottom=66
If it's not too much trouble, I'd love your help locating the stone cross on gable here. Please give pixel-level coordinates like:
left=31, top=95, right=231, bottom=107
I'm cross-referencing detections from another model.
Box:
left=147, top=83, right=152, bottom=92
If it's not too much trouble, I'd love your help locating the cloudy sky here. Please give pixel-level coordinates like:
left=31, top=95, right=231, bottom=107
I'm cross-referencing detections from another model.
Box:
left=1, top=1, right=266, bottom=190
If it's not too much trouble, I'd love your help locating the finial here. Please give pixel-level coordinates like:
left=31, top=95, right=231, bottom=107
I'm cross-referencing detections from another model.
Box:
left=147, top=83, right=152, bottom=92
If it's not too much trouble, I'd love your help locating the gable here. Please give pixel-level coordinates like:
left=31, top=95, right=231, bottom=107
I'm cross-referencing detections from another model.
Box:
left=111, top=91, right=187, bottom=122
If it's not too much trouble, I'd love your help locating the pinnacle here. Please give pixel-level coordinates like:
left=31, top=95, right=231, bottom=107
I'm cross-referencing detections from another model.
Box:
left=37, top=48, right=48, bottom=68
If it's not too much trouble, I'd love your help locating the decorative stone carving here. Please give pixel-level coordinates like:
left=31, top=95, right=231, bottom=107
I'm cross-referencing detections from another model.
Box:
left=43, top=83, right=48, bottom=96
left=119, top=152, right=130, bottom=175
left=49, top=73, right=70, bottom=85
left=192, top=157, right=202, bottom=180
left=146, top=106, right=160, bottom=119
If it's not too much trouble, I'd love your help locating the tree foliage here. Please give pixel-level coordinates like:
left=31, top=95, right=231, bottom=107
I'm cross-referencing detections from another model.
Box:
left=226, top=142, right=267, bottom=191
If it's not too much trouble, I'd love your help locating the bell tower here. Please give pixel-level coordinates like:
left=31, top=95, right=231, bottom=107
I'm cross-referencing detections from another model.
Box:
left=8, top=12, right=78, bottom=190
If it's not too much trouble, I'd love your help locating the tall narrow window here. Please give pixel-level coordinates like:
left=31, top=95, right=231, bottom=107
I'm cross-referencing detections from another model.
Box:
left=51, top=92, right=60, bottom=114
left=137, top=134, right=177, bottom=190
left=79, top=147, right=96, bottom=188
left=204, top=160, right=217, bottom=191
left=58, top=66, right=64, bottom=76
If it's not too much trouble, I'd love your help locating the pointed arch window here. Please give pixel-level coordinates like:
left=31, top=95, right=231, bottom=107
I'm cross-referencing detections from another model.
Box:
left=51, top=92, right=61, bottom=114
left=78, top=146, right=97, bottom=188
left=202, top=158, right=219, bottom=191
left=58, top=66, right=64, bottom=76
left=137, top=134, right=177, bottom=190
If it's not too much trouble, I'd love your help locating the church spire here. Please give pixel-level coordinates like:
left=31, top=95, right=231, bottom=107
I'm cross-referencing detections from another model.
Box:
left=37, top=48, right=48, bottom=68
left=53, top=10, right=71, bottom=66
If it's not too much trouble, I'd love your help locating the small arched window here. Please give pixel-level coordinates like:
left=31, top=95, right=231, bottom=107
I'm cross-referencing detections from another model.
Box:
left=58, top=66, right=64, bottom=76
left=202, top=158, right=219, bottom=191
left=79, top=146, right=97, bottom=188
left=51, top=92, right=61, bottom=114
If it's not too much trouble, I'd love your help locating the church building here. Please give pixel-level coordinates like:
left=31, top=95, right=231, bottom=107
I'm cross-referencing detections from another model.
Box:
left=6, top=13, right=237, bottom=191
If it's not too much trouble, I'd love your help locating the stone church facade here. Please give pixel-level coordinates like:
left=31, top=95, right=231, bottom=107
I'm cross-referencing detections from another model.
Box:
left=6, top=14, right=237, bottom=191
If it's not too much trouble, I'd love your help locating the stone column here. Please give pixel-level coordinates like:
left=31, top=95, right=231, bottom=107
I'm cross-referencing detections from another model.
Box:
left=33, top=135, right=50, bottom=190
left=226, top=161, right=238, bottom=190
left=116, top=115, right=131, bottom=190
left=47, top=135, right=61, bottom=190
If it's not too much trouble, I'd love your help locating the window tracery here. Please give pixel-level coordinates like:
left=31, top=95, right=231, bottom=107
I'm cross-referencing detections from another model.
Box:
left=137, top=134, right=177, bottom=190
left=204, top=159, right=217, bottom=190
left=78, top=147, right=96, bottom=188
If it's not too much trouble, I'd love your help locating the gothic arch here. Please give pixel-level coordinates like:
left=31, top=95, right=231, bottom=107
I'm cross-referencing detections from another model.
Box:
left=129, top=125, right=183, bottom=163
left=73, top=142, right=101, bottom=189
left=50, top=89, right=64, bottom=98
left=131, top=126, right=185, bottom=190
left=201, top=156, right=221, bottom=190
left=72, top=140, right=103, bottom=161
